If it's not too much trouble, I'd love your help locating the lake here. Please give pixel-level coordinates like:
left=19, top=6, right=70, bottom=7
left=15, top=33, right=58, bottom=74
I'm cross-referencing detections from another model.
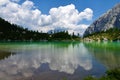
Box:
left=0, top=42, right=120, bottom=80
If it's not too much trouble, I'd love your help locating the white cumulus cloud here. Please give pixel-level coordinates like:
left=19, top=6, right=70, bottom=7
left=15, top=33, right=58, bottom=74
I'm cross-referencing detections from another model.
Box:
left=0, top=0, right=9, bottom=6
left=0, top=0, right=93, bottom=35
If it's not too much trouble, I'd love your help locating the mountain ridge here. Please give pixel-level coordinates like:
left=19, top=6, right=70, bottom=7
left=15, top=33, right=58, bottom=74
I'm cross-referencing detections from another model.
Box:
left=84, top=3, right=120, bottom=37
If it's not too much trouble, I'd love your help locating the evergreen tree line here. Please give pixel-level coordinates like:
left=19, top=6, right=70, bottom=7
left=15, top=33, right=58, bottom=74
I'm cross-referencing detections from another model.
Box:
left=0, top=17, right=79, bottom=41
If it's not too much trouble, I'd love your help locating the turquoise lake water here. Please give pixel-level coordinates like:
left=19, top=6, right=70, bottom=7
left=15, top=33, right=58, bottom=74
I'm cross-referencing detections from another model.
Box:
left=0, top=42, right=120, bottom=80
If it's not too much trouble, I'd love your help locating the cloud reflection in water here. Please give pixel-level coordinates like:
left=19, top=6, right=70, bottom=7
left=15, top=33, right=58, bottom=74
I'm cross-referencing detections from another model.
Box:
left=0, top=42, right=92, bottom=80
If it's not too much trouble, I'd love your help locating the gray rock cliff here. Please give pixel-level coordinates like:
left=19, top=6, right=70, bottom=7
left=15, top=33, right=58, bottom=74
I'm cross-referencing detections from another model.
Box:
left=84, top=3, right=120, bottom=36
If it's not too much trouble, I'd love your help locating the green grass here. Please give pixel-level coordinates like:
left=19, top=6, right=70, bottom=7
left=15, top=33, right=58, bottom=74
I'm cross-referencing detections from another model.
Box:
left=84, top=68, right=120, bottom=80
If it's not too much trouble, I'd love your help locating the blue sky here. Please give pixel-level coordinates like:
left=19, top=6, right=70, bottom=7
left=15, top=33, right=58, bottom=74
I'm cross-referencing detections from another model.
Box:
left=0, top=0, right=120, bottom=35
left=31, top=0, right=120, bottom=19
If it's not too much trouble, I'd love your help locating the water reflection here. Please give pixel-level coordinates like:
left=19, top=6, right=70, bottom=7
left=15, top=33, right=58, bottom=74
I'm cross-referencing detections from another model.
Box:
left=0, top=50, right=14, bottom=60
left=0, top=42, right=93, bottom=80
left=84, top=42, right=120, bottom=69
left=1, top=42, right=118, bottom=80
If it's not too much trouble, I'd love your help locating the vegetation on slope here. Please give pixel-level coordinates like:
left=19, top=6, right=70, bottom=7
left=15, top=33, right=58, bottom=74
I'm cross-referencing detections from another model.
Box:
left=0, top=17, right=80, bottom=41
left=84, top=68, right=120, bottom=80
left=0, top=17, right=49, bottom=41
left=83, top=28, right=120, bottom=41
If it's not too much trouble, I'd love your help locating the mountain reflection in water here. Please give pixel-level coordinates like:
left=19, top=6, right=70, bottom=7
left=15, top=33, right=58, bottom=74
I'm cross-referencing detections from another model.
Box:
left=0, top=42, right=119, bottom=80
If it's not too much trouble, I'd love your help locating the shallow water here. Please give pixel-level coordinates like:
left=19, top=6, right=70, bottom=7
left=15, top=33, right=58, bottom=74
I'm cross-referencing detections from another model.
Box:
left=0, top=42, right=119, bottom=80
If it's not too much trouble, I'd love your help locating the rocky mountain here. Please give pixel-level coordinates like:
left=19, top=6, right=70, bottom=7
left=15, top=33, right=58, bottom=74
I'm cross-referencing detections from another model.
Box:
left=84, top=3, right=120, bottom=37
